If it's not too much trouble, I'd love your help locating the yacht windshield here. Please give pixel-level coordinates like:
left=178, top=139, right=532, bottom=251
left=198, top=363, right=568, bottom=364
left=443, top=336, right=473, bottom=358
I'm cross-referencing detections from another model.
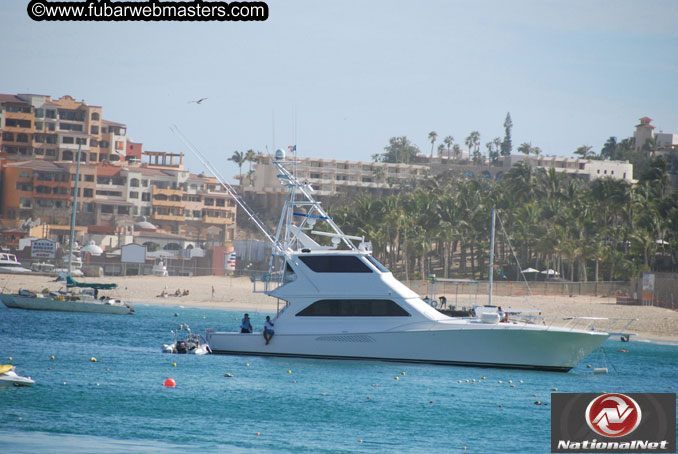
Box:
left=299, top=255, right=372, bottom=273
left=366, top=255, right=389, bottom=273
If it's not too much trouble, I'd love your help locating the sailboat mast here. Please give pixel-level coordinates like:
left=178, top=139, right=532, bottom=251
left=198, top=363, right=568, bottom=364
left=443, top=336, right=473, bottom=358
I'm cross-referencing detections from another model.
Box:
left=67, top=143, right=82, bottom=277
left=488, top=208, right=496, bottom=306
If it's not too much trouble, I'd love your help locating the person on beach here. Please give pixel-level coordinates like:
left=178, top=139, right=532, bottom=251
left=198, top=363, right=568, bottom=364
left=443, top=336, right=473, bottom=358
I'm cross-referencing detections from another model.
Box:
left=263, top=316, right=275, bottom=345
left=240, top=313, right=253, bottom=333
left=211, top=285, right=215, bottom=299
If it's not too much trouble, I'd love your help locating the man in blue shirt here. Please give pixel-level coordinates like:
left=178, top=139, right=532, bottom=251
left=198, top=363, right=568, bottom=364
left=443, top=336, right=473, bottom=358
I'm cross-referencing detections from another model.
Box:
left=240, top=313, right=253, bottom=333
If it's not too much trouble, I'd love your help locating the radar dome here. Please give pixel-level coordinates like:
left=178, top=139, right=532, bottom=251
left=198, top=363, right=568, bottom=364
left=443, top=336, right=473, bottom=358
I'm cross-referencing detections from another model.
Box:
left=274, top=148, right=286, bottom=160
left=135, top=216, right=157, bottom=230
left=81, top=241, right=103, bottom=256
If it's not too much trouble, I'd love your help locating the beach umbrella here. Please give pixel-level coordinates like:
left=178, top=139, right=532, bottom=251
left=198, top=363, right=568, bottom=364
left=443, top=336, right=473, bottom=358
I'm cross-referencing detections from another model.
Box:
left=521, top=268, right=539, bottom=273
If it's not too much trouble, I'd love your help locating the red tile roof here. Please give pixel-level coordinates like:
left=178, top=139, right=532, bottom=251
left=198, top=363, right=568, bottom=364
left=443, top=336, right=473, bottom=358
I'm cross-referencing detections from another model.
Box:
left=87, top=225, right=117, bottom=233
left=96, top=164, right=122, bottom=177
left=4, top=160, right=67, bottom=171
left=0, top=94, right=28, bottom=104
left=102, top=119, right=126, bottom=126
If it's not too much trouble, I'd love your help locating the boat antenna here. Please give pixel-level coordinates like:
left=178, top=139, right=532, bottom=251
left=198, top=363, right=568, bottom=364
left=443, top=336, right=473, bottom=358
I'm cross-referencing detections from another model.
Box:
left=496, top=211, right=532, bottom=296
left=67, top=142, right=82, bottom=277
left=488, top=208, right=496, bottom=306
left=170, top=125, right=283, bottom=254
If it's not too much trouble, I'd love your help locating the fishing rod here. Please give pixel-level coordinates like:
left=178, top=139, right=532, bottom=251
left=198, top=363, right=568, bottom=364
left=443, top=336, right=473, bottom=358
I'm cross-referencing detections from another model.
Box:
left=170, top=125, right=284, bottom=254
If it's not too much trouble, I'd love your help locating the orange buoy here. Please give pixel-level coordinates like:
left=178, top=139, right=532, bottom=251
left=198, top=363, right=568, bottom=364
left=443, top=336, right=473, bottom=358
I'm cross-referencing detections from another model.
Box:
left=164, top=378, right=176, bottom=387
left=616, top=350, right=629, bottom=353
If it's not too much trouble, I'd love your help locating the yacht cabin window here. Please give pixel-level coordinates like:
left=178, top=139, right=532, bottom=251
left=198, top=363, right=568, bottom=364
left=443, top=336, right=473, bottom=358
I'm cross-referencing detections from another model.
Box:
left=298, top=255, right=372, bottom=273
left=296, top=299, right=410, bottom=317
left=366, top=255, right=389, bottom=273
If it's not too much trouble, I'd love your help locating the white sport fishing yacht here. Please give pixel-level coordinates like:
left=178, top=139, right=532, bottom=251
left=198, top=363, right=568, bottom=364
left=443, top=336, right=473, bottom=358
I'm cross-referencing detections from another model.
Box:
left=181, top=140, right=609, bottom=372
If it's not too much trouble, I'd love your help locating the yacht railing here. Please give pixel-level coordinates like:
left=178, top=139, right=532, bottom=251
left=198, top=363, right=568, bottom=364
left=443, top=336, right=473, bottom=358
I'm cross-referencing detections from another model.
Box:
left=509, top=314, right=637, bottom=334
left=250, top=271, right=286, bottom=294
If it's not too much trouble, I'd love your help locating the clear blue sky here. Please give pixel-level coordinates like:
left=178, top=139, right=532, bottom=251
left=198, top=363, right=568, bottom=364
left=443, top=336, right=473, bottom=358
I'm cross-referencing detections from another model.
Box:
left=1, top=0, right=677, bottom=180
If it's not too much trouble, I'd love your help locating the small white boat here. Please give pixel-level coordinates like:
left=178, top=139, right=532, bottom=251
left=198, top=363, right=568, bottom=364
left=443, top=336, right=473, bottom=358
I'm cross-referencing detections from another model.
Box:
left=31, top=262, right=56, bottom=274
left=1, top=277, right=134, bottom=315
left=0, top=364, right=35, bottom=387
left=163, top=324, right=211, bottom=355
left=0, top=252, right=32, bottom=274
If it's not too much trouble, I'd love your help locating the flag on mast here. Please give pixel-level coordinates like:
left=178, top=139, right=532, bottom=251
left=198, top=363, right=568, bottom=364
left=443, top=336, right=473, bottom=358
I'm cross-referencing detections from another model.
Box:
left=288, top=145, right=296, bottom=153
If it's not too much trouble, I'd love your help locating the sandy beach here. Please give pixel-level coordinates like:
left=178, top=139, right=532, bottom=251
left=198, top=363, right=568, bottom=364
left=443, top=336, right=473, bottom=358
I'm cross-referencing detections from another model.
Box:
left=1, top=273, right=677, bottom=344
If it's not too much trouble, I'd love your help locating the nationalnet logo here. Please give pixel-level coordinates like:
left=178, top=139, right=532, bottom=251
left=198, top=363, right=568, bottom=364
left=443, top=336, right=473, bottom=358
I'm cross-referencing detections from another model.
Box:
left=585, top=394, right=641, bottom=438
left=551, top=393, right=676, bottom=453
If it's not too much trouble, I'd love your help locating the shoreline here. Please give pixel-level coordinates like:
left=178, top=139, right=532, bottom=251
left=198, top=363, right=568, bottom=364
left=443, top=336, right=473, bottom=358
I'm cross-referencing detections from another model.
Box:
left=1, top=273, right=677, bottom=344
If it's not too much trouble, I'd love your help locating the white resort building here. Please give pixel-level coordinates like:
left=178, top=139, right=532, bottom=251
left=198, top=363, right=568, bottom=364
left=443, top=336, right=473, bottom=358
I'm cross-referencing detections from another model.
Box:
left=240, top=155, right=429, bottom=198
left=497, top=155, right=634, bottom=183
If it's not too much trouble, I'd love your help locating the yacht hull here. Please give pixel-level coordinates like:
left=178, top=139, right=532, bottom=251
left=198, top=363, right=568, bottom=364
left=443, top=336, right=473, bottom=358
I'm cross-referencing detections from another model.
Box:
left=207, top=326, right=608, bottom=372
left=1, top=294, right=133, bottom=315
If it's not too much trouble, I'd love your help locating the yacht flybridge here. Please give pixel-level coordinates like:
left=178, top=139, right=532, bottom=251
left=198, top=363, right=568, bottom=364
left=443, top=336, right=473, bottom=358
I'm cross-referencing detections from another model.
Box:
left=174, top=134, right=610, bottom=372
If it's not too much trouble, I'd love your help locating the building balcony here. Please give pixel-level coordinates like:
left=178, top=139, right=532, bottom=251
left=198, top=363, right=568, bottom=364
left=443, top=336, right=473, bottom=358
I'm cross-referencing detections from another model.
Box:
left=202, top=215, right=233, bottom=225
left=152, top=186, right=183, bottom=196
left=152, top=199, right=184, bottom=208
left=2, top=126, right=32, bottom=134
left=32, top=191, right=71, bottom=200
left=151, top=213, right=185, bottom=221
left=33, top=177, right=71, bottom=187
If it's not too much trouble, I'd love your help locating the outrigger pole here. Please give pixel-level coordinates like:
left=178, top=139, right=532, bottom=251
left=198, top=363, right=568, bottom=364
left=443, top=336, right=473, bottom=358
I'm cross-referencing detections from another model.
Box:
left=170, top=125, right=284, bottom=254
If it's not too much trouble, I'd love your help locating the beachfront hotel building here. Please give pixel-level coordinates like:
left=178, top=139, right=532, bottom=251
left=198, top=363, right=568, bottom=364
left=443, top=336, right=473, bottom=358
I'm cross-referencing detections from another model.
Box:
left=496, top=154, right=634, bottom=183
left=0, top=153, right=237, bottom=247
left=240, top=154, right=429, bottom=197
left=0, top=92, right=237, bottom=249
left=0, top=93, right=135, bottom=165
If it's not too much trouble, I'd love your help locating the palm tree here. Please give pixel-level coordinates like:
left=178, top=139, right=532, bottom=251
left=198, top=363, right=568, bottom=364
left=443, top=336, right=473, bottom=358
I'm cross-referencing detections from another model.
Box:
left=428, top=131, right=437, bottom=161
left=245, top=149, right=256, bottom=173
left=465, top=131, right=482, bottom=165
left=372, top=166, right=386, bottom=184
left=229, top=150, right=246, bottom=185
left=517, top=142, right=532, bottom=156
left=443, top=136, right=454, bottom=156
left=453, top=144, right=461, bottom=160
left=574, top=145, right=594, bottom=159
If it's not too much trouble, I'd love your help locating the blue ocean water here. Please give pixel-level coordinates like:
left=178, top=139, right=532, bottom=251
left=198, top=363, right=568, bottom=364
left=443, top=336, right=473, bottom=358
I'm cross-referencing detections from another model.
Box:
left=1, top=304, right=676, bottom=454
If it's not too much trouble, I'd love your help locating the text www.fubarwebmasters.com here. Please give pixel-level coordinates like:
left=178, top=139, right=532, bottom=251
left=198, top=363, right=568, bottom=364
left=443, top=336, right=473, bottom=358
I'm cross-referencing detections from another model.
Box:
left=27, top=0, right=269, bottom=21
